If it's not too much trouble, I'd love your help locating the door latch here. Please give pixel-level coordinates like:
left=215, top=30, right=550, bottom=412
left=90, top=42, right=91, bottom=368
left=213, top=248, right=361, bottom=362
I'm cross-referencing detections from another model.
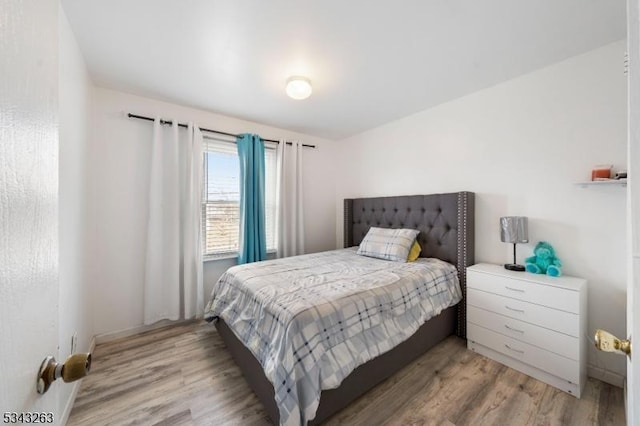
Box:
left=594, top=329, right=631, bottom=356
left=36, top=353, right=91, bottom=394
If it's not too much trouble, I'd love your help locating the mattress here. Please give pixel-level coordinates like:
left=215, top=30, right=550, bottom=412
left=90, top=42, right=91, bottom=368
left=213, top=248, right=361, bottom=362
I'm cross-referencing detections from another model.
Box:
left=204, top=248, right=461, bottom=426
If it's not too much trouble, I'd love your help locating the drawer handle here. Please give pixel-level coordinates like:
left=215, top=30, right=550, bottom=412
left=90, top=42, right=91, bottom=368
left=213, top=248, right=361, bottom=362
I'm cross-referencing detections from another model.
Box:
left=504, top=324, right=524, bottom=333
left=505, top=286, right=525, bottom=293
left=505, top=305, right=525, bottom=313
left=504, top=344, right=525, bottom=354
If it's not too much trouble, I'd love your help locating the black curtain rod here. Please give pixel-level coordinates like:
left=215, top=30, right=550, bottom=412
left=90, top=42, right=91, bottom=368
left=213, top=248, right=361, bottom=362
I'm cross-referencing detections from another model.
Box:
left=127, top=113, right=316, bottom=148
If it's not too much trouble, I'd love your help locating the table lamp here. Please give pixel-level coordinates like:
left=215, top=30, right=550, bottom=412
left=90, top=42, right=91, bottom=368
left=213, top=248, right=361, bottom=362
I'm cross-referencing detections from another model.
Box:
left=500, top=216, right=528, bottom=271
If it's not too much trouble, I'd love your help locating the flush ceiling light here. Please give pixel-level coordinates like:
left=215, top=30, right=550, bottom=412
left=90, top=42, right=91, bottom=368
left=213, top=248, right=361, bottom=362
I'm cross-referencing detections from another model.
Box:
left=286, top=76, right=312, bottom=100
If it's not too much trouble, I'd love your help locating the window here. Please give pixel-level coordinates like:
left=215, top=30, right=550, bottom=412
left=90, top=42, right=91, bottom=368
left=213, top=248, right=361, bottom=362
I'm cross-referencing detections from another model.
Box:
left=202, top=138, right=277, bottom=257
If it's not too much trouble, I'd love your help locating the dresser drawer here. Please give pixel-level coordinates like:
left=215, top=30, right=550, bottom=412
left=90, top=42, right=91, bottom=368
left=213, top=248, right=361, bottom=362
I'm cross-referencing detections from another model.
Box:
left=467, top=305, right=579, bottom=360
left=467, top=323, right=579, bottom=383
left=467, top=270, right=578, bottom=313
left=467, top=288, right=579, bottom=337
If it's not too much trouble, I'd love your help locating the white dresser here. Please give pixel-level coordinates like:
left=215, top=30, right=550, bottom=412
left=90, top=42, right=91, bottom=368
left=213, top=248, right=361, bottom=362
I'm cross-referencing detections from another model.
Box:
left=466, top=263, right=587, bottom=397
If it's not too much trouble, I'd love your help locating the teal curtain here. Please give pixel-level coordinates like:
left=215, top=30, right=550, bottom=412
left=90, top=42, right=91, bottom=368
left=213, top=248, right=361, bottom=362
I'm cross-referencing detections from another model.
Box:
left=237, top=133, right=267, bottom=264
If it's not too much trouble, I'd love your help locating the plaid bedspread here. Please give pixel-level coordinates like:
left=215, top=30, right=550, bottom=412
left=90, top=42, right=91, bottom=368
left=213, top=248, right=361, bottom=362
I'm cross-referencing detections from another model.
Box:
left=204, top=248, right=461, bottom=426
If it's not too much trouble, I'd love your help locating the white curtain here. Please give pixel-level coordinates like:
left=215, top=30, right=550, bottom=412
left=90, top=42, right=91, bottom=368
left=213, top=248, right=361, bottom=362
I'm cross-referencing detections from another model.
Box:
left=144, top=118, right=204, bottom=325
left=182, top=124, right=204, bottom=319
left=276, top=140, right=304, bottom=257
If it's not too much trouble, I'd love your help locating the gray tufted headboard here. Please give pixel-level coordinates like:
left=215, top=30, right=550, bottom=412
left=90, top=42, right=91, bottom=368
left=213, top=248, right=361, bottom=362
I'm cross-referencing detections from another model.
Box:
left=343, top=192, right=475, bottom=338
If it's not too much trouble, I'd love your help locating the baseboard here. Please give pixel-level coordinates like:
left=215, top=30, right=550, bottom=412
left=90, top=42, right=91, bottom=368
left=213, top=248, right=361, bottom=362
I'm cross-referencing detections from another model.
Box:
left=95, top=319, right=195, bottom=344
left=587, top=363, right=625, bottom=388
left=60, top=380, right=81, bottom=426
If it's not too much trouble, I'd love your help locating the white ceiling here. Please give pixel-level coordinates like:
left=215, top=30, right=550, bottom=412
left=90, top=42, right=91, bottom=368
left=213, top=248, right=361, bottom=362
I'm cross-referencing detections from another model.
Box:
left=62, top=0, right=626, bottom=140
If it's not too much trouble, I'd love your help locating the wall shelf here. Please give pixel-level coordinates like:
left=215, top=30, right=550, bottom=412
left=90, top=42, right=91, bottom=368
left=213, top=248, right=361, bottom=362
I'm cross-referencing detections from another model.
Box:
left=575, top=179, right=627, bottom=188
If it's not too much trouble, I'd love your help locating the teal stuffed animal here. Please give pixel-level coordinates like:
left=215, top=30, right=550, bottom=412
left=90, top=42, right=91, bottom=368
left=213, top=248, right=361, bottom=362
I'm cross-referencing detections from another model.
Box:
left=525, top=241, right=562, bottom=277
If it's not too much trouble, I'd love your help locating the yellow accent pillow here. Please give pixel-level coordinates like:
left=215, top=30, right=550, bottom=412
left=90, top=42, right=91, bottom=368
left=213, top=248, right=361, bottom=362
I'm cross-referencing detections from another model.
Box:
left=407, top=240, right=421, bottom=262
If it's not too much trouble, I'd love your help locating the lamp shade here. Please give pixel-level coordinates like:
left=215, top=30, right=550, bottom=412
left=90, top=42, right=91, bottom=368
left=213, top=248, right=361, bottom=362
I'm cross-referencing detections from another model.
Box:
left=286, top=76, right=312, bottom=100
left=500, top=216, right=529, bottom=243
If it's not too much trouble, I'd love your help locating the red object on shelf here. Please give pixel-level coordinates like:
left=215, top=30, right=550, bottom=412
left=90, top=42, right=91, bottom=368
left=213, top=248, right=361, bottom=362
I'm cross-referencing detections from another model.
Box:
left=591, top=165, right=612, bottom=181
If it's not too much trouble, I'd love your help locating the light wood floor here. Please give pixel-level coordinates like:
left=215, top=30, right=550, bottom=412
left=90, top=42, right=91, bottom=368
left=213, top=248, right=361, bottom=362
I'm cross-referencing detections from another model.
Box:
left=68, top=321, right=625, bottom=426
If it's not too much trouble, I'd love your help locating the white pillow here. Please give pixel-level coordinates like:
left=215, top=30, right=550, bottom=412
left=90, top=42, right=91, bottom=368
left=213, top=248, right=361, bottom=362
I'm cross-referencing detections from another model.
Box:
left=356, top=227, right=420, bottom=262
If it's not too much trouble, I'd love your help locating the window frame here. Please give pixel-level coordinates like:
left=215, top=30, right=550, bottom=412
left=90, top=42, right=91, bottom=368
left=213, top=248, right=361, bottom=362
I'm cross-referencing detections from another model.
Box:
left=201, top=137, right=277, bottom=260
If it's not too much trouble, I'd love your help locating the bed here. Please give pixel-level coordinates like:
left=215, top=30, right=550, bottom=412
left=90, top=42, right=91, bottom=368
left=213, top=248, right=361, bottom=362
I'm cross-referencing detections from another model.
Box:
left=207, top=191, right=475, bottom=425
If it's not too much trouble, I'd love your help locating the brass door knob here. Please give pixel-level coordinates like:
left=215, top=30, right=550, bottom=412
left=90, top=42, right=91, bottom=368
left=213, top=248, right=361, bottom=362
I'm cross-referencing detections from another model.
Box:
left=594, top=329, right=631, bottom=356
left=36, top=353, right=92, bottom=395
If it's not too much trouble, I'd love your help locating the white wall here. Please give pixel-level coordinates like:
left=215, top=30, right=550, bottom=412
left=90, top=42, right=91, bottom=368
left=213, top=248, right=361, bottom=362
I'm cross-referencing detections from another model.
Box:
left=88, top=88, right=337, bottom=336
left=59, top=6, right=94, bottom=422
left=335, top=41, right=628, bottom=383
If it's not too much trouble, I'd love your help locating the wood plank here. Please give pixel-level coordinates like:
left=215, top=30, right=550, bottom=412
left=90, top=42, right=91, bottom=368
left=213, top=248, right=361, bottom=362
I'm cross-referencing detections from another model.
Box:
left=67, top=321, right=625, bottom=426
left=325, top=337, right=468, bottom=426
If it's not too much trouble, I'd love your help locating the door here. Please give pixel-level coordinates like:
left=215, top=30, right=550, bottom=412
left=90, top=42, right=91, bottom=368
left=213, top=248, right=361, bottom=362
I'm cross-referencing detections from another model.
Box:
left=0, top=0, right=60, bottom=421
left=628, top=0, right=640, bottom=423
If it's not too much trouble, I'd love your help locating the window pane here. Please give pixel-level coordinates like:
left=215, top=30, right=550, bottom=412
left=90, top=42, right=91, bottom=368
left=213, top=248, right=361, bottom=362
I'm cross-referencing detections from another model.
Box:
left=204, top=150, right=239, bottom=254
left=265, top=147, right=277, bottom=252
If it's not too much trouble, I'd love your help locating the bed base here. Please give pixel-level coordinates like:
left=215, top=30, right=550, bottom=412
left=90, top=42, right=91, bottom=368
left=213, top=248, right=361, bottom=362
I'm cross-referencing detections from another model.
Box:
left=215, top=305, right=456, bottom=425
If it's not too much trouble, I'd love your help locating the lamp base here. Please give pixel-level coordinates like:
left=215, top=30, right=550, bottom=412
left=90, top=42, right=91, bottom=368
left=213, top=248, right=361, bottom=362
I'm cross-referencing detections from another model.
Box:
left=504, top=263, right=525, bottom=272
